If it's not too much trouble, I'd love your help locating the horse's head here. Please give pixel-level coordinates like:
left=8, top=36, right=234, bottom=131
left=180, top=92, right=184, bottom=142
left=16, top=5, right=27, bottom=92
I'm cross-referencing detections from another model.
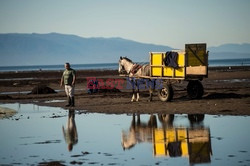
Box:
left=121, top=130, right=136, bottom=150
left=118, top=56, right=124, bottom=74
left=119, top=56, right=133, bottom=74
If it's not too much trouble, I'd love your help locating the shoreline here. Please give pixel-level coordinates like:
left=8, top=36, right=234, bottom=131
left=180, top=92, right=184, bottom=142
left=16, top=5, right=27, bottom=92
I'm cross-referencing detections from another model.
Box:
left=0, top=66, right=250, bottom=116
left=1, top=65, right=250, bottom=74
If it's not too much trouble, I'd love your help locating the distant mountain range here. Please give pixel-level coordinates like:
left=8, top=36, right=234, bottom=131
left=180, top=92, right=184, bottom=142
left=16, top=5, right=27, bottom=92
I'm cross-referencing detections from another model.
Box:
left=209, top=43, right=250, bottom=60
left=0, top=33, right=250, bottom=66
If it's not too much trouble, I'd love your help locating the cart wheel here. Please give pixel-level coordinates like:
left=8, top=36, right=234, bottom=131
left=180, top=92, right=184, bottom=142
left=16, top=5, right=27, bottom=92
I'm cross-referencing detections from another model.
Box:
left=158, top=84, right=174, bottom=102
left=187, top=80, right=204, bottom=99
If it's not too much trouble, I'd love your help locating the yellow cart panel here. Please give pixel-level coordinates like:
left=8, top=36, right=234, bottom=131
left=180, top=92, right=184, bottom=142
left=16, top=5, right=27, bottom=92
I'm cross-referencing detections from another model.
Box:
left=153, top=129, right=167, bottom=156
left=150, top=43, right=208, bottom=79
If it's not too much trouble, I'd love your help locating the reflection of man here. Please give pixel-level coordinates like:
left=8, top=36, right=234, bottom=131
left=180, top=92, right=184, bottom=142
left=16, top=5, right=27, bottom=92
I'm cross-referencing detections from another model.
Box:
left=60, top=62, right=76, bottom=107
left=62, top=109, right=78, bottom=151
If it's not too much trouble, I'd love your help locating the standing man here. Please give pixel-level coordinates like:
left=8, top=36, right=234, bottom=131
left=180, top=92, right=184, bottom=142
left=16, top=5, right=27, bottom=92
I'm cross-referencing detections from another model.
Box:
left=60, top=62, right=76, bottom=107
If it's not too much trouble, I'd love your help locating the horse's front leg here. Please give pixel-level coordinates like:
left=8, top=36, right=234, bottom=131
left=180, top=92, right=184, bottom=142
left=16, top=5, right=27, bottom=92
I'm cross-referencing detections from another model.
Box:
left=131, top=80, right=136, bottom=102
left=136, top=88, right=140, bottom=102
left=131, top=89, right=136, bottom=102
left=135, top=80, right=140, bottom=102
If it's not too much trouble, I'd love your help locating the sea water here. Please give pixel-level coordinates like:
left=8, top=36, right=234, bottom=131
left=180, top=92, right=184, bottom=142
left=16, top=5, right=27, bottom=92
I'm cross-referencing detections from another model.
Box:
left=0, top=58, right=250, bottom=72
left=0, top=103, right=250, bottom=165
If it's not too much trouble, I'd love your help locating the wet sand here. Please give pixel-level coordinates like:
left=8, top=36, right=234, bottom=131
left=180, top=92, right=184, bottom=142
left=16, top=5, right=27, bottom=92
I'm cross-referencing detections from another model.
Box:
left=0, top=67, right=250, bottom=115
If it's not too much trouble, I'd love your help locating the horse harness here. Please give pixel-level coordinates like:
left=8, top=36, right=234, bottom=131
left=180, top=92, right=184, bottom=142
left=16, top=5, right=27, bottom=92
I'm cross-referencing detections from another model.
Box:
left=129, top=64, right=142, bottom=75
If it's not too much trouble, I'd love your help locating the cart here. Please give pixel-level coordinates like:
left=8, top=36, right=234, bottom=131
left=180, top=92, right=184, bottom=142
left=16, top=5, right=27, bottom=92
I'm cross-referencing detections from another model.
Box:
left=153, top=126, right=212, bottom=164
left=121, top=43, right=208, bottom=102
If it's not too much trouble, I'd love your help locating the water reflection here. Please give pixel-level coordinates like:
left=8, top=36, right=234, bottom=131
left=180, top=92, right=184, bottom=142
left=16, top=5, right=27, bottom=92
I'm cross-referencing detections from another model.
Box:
left=122, top=114, right=212, bottom=165
left=62, top=109, right=78, bottom=151
left=1, top=103, right=250, bottom=165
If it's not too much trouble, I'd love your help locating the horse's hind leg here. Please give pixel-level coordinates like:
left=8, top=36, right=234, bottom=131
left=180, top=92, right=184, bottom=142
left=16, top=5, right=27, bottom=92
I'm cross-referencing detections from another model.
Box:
left=148, top=80, right=155, bottom=102
left=148, top=88, right=153, bottom=102
left=136, top=92, right=140, bottom=102
left=136, top=88, right=140, bottom=102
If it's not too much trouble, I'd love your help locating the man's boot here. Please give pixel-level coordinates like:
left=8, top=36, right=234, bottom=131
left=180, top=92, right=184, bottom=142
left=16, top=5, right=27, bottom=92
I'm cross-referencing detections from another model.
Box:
left=71, top=97, right=75, bottom=107
left=65, top=97, right=71, bottom=107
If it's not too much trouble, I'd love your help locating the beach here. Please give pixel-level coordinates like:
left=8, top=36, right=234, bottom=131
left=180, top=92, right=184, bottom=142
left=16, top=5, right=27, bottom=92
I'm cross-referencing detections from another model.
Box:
left=0, top=66, right=250, bottom=116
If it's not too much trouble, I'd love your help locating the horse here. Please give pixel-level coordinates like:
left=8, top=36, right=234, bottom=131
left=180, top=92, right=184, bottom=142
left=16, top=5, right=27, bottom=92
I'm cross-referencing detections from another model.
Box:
left=121, top=114, right=174, bottom=150
left=121, top=113, right=157, bottom=150
left=118, top=56, right=155, bottom=102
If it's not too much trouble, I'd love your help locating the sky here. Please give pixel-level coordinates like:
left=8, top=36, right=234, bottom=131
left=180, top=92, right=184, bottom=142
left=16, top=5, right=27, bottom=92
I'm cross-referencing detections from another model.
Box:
left=0, top=0, right=250, bottom=49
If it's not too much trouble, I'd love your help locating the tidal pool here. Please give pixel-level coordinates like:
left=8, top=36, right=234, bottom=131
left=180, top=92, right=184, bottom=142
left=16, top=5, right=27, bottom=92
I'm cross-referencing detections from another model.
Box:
left=0, top=103, right=250, bottom=165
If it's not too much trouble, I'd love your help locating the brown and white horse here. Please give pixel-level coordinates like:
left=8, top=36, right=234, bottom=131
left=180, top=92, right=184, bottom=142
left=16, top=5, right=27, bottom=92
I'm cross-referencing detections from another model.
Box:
left=121, top=114, right=174, bottom=150
left=118, top=56, right=155, bottom=102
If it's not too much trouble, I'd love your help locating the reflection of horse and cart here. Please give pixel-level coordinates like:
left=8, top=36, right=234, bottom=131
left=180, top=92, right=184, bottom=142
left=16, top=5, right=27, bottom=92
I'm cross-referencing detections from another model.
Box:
left=118, top=43, right=208, bottom=102
left=122, top=114, right=212, bottom=165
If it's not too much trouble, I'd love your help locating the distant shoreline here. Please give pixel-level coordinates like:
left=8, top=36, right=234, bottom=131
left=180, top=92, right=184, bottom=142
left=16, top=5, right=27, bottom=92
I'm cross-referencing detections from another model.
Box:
left=208, top=65, right=250, bottom=71
left=0, top=65, right=250, bottom=74
left=1, top=58, right=250, bottom=72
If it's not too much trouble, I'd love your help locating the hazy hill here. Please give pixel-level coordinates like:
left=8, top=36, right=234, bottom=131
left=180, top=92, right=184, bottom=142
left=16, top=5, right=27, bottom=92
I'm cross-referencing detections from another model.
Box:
left=209, top=43, right=250, bottom=53
left=0, top=33, right=172, bottom=66
left=209, top=43, right=250, bottom=59
left=0, top=33, right=250, bottom=66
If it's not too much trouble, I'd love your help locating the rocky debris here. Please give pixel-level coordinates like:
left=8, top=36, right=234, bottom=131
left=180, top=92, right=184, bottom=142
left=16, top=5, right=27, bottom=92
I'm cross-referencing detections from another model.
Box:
left=0, top=95, right=12, bottom=100
left=29, top=85, right=56, bottom=94
left=38, top=161, right=66, bottom=166
left=97, top=88, right=121, bottom=93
